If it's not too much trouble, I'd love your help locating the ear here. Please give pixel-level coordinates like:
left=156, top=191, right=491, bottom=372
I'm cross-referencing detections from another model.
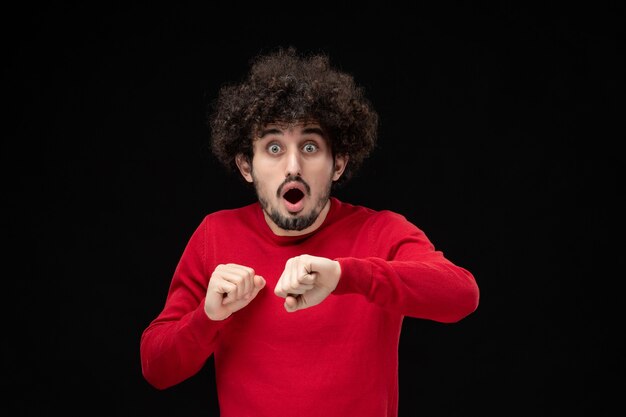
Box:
left=235, top=154, right=253, bottom=183
left=332, top=154, right=349, bottom=181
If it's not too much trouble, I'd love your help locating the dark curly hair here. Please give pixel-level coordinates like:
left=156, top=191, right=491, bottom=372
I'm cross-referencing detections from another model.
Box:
left=208, top=47, right=379, bottom=187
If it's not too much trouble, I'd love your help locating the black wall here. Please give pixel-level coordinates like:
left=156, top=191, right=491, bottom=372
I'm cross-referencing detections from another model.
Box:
left=4, top=2, right=622, bottom=416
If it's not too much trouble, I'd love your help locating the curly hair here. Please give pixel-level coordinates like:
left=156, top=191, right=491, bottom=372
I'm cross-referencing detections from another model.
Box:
left=208, top=47, right=379, bottom=187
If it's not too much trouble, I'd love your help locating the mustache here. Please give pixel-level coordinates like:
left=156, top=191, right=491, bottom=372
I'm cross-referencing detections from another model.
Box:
left=277, top=175, right=311, bottom=197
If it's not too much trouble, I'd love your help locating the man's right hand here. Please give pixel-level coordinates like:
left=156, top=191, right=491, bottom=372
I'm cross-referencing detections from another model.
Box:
left=204, top=263, right=266, bottom=321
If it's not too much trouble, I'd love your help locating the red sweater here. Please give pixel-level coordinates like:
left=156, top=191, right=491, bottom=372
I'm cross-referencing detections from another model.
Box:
left=140, top=198, right=479, bottom=417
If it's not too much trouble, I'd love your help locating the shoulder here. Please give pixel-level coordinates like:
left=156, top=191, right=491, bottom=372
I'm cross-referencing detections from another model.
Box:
left=331, top=198, right=419, bottom=232
left=203, top=202, right=258, bottom=221
left=194, top=202, right=260, bottom=234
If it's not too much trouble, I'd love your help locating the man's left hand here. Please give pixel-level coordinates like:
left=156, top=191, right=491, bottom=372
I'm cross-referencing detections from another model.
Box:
left=274, top=254, right=341, bottom=312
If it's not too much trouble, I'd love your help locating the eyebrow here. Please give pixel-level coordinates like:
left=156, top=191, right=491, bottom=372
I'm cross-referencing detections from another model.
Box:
left=258, top=128, right=282, bottom=138
left=257, top=127, right=326, bottom=138
left=302, top=127, right=325, bottom=137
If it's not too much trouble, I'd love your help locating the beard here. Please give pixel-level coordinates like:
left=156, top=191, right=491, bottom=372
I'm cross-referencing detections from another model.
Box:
left=254, top=175, right=332, bottom=232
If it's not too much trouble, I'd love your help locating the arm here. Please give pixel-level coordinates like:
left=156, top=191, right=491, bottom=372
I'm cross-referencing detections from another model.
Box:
left=140, top=218, right=265, bottom=390
left=273, top=211, right=479, bottom=322
left=334, top=212, right=479, bottom=323
left=139, top=218, right=220, bottom=389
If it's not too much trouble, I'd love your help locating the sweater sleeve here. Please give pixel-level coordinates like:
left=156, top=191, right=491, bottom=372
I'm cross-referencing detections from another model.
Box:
left=333, top=212, right=479, bottom=323
left=140, top=217, right=229, bottom=390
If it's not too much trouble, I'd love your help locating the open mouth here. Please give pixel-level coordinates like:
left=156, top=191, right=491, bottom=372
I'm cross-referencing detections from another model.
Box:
left=280, top=181, right=308, bottom=213
left=283, top=188, right=304, bottom=204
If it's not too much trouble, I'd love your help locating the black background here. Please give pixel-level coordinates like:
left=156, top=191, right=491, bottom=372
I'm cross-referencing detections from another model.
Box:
left=4, top=2, right=623, bottom=416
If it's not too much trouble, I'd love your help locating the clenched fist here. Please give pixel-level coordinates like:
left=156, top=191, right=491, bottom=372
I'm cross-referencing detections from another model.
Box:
left=274, top=254, right=341, bottom=313
left=205, top=263, right=266, bottom=321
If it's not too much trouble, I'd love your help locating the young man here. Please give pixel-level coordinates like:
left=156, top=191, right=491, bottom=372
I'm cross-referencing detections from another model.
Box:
left=140, top=47, right=479, bottom=417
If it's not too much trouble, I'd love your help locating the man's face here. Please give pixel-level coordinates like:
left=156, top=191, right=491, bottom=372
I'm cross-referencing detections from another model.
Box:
left=236, top=122, right=347, bottom=235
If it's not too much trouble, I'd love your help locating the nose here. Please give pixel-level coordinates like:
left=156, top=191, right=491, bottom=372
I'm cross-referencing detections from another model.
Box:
left=285, top=148, right=302, bottom=177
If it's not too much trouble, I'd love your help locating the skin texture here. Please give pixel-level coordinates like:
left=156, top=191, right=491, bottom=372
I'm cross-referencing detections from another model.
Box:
left=204, top=264, right=266, bottom=321
left=204, top=122, right=346, bottom=318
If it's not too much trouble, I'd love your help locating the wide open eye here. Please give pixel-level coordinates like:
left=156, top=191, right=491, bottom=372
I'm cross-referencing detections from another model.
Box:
left=303, top=143, right=318, bottom=153
left=268, top=143, right=282, bottom=154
